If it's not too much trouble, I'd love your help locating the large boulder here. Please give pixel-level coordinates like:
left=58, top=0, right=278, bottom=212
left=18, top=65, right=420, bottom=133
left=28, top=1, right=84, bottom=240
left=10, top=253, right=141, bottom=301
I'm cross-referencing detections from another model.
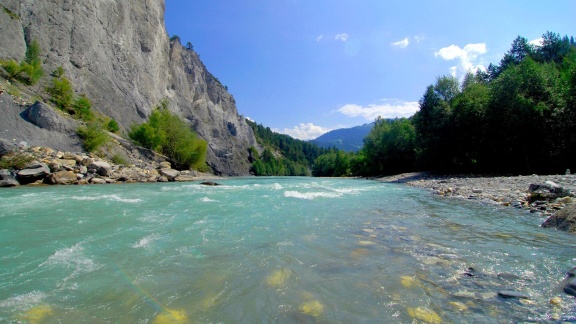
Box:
left=0, top=138, right=17, bottom=157
left=87, top=161, right=112, bottom=177
left=159, top=168, right=180, bottom=181
left=16, top=162, right=51, bottom=183
left=44, top=170, right=77, bottom=185
left=0, top=169, right=19, bottom=187
left=528, top=181, right=571, bottom=203
left=541, top=205, right=576, bottom=232
left=24, top=101, right=79, bottom=133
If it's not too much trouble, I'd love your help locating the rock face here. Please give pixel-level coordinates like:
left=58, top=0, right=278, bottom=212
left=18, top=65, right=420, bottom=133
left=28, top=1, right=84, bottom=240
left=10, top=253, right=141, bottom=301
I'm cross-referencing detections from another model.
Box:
left=0, top=0, right=257, bottom=175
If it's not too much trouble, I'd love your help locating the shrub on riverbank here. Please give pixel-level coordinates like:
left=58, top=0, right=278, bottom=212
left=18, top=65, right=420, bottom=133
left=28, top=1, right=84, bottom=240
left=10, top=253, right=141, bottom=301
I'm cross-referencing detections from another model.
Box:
left=77, top=123, right=110, bottom=152
left=129, top=99, right=207, bottom=170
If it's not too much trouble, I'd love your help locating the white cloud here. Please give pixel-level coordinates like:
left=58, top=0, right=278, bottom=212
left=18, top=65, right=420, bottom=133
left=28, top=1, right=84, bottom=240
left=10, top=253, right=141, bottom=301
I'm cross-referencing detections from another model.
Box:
left=272, top=123, right=332, bottom=140
left=391, top=37, right=410, bottom=48
left=529, top=37, right=543, bottom=46
left=337, top=100, right=419, bottom=121
left=335, top=33, right=349, bottom=42
left=434, top=43, right=487, bottom=77
left=316, top=34, right=324, bottom=42
left=245, top=116, right=253, bottom=122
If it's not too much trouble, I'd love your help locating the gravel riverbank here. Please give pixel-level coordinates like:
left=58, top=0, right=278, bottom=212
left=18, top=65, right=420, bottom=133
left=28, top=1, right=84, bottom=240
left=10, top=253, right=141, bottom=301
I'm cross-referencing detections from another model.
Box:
left=377, top=172, right=576, bottom=217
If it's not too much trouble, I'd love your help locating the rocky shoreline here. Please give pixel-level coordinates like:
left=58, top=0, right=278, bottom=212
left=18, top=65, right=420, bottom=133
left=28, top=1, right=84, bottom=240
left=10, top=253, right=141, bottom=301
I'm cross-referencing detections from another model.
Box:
left=377, top=172, right=576, bottom=232
left=0, top=145, right=221, bottom=187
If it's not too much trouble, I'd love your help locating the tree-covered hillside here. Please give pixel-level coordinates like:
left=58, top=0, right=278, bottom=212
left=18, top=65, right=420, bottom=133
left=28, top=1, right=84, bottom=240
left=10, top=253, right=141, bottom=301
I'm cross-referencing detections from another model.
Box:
left=311, top=123, right=373, bottom=152
left=246, top=120, right=330, bottom=176
left=312, top=31, right=576, bottom=177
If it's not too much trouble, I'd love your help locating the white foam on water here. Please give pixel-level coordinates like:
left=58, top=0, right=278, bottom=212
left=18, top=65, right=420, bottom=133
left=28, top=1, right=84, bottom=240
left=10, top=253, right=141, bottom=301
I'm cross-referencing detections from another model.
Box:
left=138, top=212, right=175, bottom=224
left=283, top=190, right=342, bottom=200
left=201, top=197, right=217, bottom=202
left=0, top=291, right=48, bottom=310
left=70, top=194, right=141, bottom=203
left=41, top=243, right=98, bottom=272
left=272, top=183, right=283, bottom=190
left=21, top=193, right=41, bottom=198
left=132, top=234, right=160, bottom=248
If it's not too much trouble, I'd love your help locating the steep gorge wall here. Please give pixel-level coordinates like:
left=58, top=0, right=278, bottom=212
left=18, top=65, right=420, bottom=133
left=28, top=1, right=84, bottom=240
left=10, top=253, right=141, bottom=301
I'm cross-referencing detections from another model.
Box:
left=0, top=0, right=257, bottom=175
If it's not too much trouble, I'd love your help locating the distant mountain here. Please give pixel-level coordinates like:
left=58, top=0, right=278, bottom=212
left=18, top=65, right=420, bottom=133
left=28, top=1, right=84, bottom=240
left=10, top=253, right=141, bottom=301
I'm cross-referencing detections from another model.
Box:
left=311, top=123, right=373, bottom=152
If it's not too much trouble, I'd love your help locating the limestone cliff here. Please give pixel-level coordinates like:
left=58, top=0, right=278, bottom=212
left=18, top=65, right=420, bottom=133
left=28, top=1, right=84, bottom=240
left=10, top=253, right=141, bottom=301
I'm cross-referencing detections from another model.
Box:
left=0, top=0, right=257, bottom=175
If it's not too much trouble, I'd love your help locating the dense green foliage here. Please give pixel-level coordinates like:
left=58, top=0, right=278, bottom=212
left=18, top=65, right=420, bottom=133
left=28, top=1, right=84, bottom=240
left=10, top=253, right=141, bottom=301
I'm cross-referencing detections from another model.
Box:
left=0, top=39, right=43, bottom=85
left=46, top=74, right=74, bottom=111
left=412, top=32, right=576, bottom=174
left=246, top=120, right=330, bottom=176
left=129, top=100, right=208, bottom=170
left=311, top=31, right=576, bottom=176
left=0, top=152, right=34, bottom=170
left=361, top=117, right=416, bottom=175
left=77, top=122, right=110, bottom=152
left=106, top=119, right=120, bottom=133
left=72, top=94, right=94, bottom=122
left=311, top=149, right=357, bottom=177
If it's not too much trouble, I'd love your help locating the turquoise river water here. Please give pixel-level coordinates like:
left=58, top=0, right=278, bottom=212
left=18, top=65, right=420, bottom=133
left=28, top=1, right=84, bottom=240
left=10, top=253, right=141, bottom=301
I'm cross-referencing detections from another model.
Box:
left=0, top=177, right=575, bottom=323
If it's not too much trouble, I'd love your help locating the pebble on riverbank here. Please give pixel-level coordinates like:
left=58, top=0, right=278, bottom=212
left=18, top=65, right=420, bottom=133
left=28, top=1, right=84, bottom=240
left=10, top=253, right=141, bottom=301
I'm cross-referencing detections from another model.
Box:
left=376, top=172, right=576, bottom=231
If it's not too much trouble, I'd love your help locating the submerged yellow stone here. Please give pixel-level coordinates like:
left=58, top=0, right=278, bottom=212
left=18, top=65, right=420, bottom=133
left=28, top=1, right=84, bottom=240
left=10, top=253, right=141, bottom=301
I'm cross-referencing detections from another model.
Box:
left=266, top=268, right=292, bottom=288
left=448, top=301, right=468, bottom=311
left=406, top=307, right=442, bottom=324
left=357, top=240, right=375, bottom=246
left=152, top=308, right=188, bottom=324
left=18, top=305, right=53, bottom=324
left=550, top=296, right=562, bottom=305
left=299, top=300, right=324, bottom=317
left=400, top=275, right=419, bottom=288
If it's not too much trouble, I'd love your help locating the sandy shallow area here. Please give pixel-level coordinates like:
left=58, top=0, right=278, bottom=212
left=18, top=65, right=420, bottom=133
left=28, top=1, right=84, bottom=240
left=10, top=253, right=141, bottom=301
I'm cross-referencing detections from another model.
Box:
left=376, top=172, right=576, bottom=216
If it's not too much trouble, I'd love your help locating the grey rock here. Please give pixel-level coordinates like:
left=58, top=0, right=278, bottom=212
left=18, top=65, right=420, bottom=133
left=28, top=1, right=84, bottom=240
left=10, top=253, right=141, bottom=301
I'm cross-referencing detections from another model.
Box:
left=174, top=174, right=196, bottom=182
left=541, top=205, right=576, bottom=232
left=0, top=169, right=19, bottom=187
left=44, top=170, right=77, bottom=185
left=87, top=161, right=112, bottom=177
left=567, top=278, right=576, bottom=291
left=159, top=168, right=180, bottom=180
left=200, top=181, right=220, bottom=186
left=89, top=177, right=107, bottom=184
left=497, top=290, right=530, bottom=299
left=25, top=101, right=79, bottom=133
left=17, top=162, right=50, bottom=183
left=0, top=99, right=83, bottom=153
left=0, top=138, right=17, bottom=157
left=157, top=176, right=169, bottom=182
left=159, top=161, right=172, bottom=169
left=528, top=182, right=570, bottom=202
left=567, top=266, right=576, bottom=278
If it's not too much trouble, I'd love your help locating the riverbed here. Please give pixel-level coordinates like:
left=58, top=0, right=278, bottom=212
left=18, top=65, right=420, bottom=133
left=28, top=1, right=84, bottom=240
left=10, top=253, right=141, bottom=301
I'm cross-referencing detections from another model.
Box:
left=1, top=177, right=574, bottom=323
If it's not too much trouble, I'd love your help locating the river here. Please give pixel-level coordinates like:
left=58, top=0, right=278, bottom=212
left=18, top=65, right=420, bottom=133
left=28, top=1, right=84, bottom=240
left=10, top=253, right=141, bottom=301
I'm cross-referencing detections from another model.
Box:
left=0, top=177, right=574, bottom=323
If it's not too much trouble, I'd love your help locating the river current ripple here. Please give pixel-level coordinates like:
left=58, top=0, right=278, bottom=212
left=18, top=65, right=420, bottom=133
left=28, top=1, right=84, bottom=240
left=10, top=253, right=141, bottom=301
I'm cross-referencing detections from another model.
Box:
left=0, top=177, right=575, bottom=323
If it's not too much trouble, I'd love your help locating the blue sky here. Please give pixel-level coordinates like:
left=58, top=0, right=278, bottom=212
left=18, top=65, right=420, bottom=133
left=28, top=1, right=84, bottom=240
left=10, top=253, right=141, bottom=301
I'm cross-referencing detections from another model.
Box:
left=165, top=1, right=575, bottom=140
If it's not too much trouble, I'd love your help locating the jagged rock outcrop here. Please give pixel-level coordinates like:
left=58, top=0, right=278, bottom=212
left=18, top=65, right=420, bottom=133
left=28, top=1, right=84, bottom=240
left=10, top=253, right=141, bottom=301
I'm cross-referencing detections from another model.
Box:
left=0, top=0, right=257, bottom=175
